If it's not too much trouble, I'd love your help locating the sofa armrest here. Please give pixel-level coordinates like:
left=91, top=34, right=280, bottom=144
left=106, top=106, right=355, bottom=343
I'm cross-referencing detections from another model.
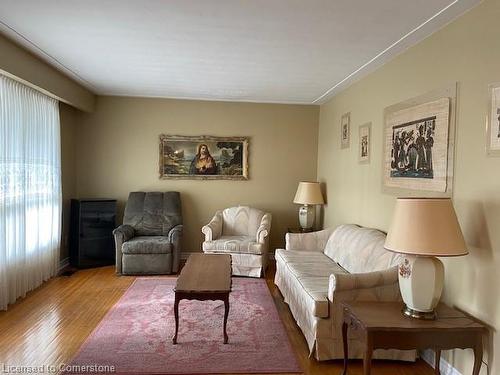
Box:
left=201, top=211, right=223, bottom=241
left=112, top=224, right=135, bottom=274
left=256, top=213, right=272, bottom=244
left=285, top=227, right=334, bottom=252
left=168, top=224, right=183, bottom=273
left=327, top=266, right=400, bottom=302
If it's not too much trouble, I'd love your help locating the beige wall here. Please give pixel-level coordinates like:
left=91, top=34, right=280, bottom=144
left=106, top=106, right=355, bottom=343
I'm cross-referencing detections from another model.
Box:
left=0, top=34, right=95, bottom=112
left=317, top=0, right=499, bottom=373
left=60, top=103, right=79, bottom=261
left=75, top=96, right=319, bottom=252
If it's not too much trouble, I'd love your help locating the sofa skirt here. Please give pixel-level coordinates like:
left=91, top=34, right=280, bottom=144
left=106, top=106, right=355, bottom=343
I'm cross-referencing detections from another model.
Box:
left=203, top=251, right=267, bottom=278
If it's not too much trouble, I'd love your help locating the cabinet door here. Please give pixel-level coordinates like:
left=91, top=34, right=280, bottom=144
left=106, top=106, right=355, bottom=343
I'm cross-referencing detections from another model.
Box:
left=80, top=201, right=116, bottom=240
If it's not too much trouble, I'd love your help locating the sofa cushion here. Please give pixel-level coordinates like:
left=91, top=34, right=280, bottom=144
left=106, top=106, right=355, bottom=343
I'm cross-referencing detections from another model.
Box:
left=275, top=248, right=332, bottom=265
left=203, top=235, right=264, bottom=255
left=324, top=224, right=404, bottom=274
left=122, top=236, right=172, bottom=254
left=275, top=249, right=347, bottom=318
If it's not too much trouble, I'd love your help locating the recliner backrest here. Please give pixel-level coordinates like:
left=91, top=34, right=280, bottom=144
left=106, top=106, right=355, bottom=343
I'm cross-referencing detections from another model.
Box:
left=222, top=206, right=264, bottom=237
left=123, top=191, right=182, bottom=236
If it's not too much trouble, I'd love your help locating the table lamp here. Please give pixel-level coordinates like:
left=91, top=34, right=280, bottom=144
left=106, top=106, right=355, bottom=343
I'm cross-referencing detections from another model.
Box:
left=293, top=182, right=324, bottom=231
left=384, top=198, right=468, bottom=320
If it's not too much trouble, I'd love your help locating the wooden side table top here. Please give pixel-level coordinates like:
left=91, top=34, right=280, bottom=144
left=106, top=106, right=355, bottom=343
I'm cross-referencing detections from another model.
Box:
left=344, top=301, right=484, bottom=332
left=175, top=253, right=231, bottom=293
left=341, top=301, right=487, bottom=375
left=287, top=227, right=314, bottom=233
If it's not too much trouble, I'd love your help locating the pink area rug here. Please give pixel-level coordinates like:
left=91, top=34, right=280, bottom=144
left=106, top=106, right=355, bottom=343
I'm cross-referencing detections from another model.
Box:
left=65, top=278, right=301, bottom=374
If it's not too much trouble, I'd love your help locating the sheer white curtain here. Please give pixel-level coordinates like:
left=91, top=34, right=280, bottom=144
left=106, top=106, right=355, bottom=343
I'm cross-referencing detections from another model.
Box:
left=0, top=75, right=62, bottom=310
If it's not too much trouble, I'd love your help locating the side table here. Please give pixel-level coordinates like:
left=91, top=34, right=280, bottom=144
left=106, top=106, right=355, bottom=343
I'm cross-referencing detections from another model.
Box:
left=342, top=301, right=486, bottom=375
left=287, top=227, right=314, bottom=233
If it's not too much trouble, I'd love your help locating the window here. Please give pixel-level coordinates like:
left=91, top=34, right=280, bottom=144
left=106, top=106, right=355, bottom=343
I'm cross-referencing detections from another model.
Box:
left=0, top=75, right=62, bottom=310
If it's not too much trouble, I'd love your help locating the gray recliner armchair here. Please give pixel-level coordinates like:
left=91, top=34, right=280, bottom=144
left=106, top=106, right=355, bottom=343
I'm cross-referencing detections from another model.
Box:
left=113, top=191, right=183, bottom=275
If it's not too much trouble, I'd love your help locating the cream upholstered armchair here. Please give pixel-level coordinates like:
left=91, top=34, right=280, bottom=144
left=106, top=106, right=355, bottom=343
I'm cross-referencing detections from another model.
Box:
left=202, top=206, right=272, bottom=277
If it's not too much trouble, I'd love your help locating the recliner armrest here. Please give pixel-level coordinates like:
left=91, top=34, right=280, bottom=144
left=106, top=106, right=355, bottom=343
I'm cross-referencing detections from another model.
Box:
left=112, top=224, right=135, bottom=242
left=168, top=224, right=183, bottom=273
left=113, top=224, right=135, bottom=275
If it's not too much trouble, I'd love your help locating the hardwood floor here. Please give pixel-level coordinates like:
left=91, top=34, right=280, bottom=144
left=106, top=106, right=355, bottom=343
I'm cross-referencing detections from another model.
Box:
left=0, top=265, right=434, bottom=375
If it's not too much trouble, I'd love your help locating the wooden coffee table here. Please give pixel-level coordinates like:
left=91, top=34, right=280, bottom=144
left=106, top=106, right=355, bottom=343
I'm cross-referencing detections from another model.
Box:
left=172, top=253, right=232, bottom=344
left=341, top=301, right=486, bottom=375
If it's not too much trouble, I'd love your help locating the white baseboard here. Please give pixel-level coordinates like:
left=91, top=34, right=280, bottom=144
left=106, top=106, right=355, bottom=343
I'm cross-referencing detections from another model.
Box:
left=58, top=257, right=70, bottom=272
left=421, top=349, right=489, bottom=375
left=421, top=349, right=461, bottom=375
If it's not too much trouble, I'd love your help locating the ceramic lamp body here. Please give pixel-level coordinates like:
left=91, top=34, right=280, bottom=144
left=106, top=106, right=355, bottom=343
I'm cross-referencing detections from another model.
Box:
left=298, top=204, right=315, bottom=230
left=398, top=255, right=444, bottom=319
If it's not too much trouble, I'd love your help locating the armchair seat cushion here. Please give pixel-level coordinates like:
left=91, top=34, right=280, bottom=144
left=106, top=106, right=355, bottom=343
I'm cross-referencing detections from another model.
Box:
left=203, top=235, right=264, bottom=255
left=122, top=236, right=172, bottom=255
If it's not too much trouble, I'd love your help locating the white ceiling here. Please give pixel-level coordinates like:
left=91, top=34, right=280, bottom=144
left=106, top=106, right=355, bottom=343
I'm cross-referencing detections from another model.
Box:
left=0, top=0, right=481, bottom=104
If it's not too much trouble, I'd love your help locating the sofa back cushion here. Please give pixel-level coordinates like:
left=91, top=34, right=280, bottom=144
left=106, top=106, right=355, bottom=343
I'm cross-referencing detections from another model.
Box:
left=222, top=206, right=264, bottom=236
left=124, top=191, right=182, bottom=236
left=324, top=224, right=404, bottom=274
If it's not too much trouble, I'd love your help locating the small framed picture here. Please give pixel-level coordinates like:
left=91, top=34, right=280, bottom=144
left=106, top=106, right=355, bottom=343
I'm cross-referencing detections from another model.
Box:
left=487, top=83, right=500, bottom=156
left=340, top=112, right=350, bottom=149
left=359, top=122, right=371, bottom=163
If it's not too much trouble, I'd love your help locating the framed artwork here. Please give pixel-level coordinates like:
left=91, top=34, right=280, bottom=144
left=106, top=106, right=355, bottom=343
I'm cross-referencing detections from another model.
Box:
left=159, top=135, right=249, bottom=180
left=340, top=112, right=350, bottom=149
left=487, top=83, right=500, bottom=156
left=382, top=84, right=456, bottom=197
left=359, top=122, right=371, bottom=163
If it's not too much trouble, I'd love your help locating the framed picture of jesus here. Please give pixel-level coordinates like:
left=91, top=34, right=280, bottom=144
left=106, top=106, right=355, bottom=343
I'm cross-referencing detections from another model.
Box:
left=159, top=135, right=249, bottom=180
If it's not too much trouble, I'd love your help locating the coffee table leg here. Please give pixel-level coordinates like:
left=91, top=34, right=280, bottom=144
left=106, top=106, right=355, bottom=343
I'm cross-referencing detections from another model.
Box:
left=363, top=333, right=373, bottom=375
left=342, top=321, right=348, bottom=375
left=434, top=349, right=441, bottom=375
left=223, top=294, right=229, bottom=344
left=472, top=335, right=483, bottom=375
left=172, top=294, right=179, bottom=344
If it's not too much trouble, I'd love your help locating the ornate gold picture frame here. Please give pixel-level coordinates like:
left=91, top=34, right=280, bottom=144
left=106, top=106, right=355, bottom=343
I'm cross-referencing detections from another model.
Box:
left=159, top=135, right=249, bottom=180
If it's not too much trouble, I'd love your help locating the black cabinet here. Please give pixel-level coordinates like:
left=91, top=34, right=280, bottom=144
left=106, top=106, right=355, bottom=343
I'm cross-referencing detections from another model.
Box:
left=70, top=199, right=117, bottom=268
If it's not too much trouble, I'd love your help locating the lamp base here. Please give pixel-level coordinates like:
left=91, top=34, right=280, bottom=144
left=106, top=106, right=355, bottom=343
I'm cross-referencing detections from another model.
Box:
left=402, top=305, right=436, bottom=320
left=298, top=204, right=315, bottom=230
left=398, top=255, right=444, bottom=320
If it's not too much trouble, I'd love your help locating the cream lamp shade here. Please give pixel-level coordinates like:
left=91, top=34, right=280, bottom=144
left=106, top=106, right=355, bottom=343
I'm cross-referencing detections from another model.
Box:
left=293, top=182, right=325, bottom=205
left=385, top=198, right=467, bottom=257
left=385, top=198, right=467, bottom=320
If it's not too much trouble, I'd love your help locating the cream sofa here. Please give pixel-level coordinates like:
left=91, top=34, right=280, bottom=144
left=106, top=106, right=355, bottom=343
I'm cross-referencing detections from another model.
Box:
left=274, top=224, right=416, bottom=361
left=202, top=206, right=271, bottom=277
